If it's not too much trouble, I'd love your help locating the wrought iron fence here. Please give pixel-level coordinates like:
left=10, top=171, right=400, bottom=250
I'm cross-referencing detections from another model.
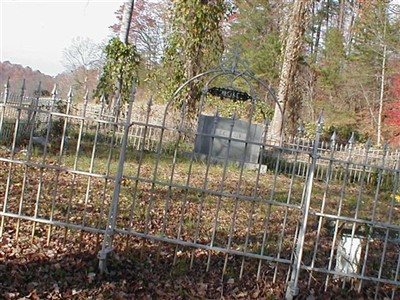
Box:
left=1, top=77, right=399, bottom=299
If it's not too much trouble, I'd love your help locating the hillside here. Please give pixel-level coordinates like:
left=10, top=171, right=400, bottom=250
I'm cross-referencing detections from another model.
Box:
left=0, top=61, right=57, bottom=96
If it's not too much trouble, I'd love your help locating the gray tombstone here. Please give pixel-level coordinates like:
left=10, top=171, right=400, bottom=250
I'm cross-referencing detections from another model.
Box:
left=194, top=115, right=263, bottom=164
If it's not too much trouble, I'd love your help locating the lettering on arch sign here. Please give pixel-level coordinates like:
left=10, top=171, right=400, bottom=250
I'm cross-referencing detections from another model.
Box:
left=208, top=87, right=252, bottom=102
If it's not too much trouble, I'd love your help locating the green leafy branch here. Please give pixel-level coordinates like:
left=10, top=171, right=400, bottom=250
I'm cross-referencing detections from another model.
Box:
left=95, top=38, right=140, bottom=102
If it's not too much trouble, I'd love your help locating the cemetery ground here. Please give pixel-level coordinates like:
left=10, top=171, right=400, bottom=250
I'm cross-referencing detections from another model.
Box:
left=0, top=146, right=398, bottom=299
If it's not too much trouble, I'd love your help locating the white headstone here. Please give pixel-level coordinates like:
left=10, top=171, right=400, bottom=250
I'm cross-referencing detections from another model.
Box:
left=335, top=234, right=362, bottom=275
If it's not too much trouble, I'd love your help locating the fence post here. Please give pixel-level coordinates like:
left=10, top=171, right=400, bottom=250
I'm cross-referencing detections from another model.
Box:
left=83, top=89, right=89, bottom=113
left=98, top=79, right=137, bottom=273
left=286, top=112, right=324, bottom=299
left=19, top=79, right=25, bottom=102
left=0, top=78, right=10, bottom=143
left=51, top=84, right=58, bottom=105
left=51, top=84, right=57, bottom=99
left=3, top=78, right=9, bottom=103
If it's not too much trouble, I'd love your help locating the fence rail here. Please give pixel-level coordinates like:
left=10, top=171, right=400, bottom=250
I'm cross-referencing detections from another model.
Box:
left=1, top=80, right=399, bottom=299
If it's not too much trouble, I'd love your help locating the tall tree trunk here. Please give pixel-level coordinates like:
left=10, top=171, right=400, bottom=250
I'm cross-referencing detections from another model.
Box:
left=325, top=0, right=330, bottom=28
left=116, top=0, right=135, bottom=107
left=338, top=0, right=346, bottom=33
left=269, top=0, right=308, bottom=141
left=310, top=2, right=315, bottom=55
left=312, top=13, right=323, bottom=63
left=345, top=0, right=357, bottom=56
left=119, top=1, right=135, bottom=44
left=377, top=23, right=387, bottom=146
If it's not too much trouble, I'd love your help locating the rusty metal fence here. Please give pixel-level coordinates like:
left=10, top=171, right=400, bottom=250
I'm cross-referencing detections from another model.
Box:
left=1, top=72, right=400, bottom=299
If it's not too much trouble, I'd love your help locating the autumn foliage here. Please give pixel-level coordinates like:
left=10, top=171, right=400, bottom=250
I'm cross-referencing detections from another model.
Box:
left=384, top=70, right=400, bottom=144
